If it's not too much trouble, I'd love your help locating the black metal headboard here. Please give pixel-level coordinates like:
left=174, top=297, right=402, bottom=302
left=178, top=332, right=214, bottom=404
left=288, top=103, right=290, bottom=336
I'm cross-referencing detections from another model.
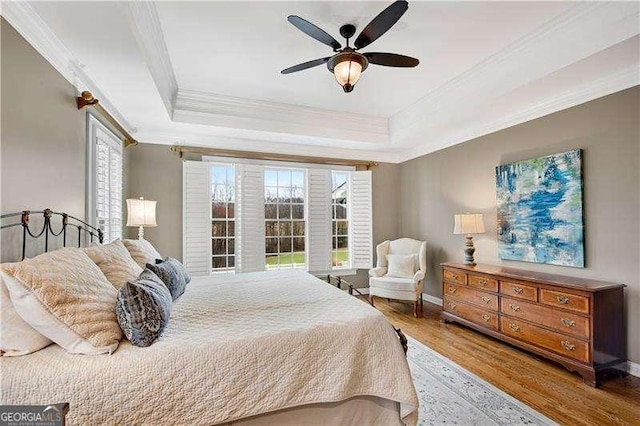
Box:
left=0, top=209, right=103, bottom=260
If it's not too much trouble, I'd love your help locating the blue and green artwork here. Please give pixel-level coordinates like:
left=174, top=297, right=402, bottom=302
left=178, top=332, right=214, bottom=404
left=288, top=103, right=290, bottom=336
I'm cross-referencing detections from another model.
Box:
left=496, top=149, right=584, bottom=267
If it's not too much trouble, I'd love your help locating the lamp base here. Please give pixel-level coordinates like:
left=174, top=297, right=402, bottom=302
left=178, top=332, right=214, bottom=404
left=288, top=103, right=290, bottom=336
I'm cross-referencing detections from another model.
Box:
left=138, top=226, right=145, bottom=240
left=463, top=235, right=476, bottom=266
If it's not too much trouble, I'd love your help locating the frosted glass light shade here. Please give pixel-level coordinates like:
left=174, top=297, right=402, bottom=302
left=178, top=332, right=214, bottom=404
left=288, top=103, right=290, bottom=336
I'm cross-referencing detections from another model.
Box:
left=453, top=213, right=485, bottom=235
left=333, top=60, right=363, bottom=87
left=126, top=198, right=157, bottom=227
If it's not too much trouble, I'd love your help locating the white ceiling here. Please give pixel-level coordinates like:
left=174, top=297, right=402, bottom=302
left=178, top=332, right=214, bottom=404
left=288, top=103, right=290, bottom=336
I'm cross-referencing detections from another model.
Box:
left=3, top=1, right=639, bottom=162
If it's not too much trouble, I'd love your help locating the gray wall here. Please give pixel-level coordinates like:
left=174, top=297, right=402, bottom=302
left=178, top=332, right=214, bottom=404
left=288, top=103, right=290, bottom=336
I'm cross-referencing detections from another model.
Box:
left=126, top=143, right=189, bottom=259
left=126, top=143, right=400, bottom=278
left=398, top=87, right=639, bottom=363
left=1, top=19, right=86, bottom=218
left=0, top=19, right=131, bottom=260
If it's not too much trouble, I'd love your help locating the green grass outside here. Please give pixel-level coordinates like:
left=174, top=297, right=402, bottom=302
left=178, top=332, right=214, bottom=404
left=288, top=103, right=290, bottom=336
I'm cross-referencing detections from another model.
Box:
left=266, top=248, right=348, bottom=266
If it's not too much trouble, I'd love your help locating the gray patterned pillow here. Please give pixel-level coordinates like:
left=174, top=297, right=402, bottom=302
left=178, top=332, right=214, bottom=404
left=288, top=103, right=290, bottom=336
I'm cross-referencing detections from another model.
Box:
left=116, top=269, right=172, bottom=347
left=146, top=257, right=190, bottom=301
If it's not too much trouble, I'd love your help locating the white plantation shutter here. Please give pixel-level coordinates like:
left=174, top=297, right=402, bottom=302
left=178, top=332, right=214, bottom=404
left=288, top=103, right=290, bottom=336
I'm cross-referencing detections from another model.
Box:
left=183, top=161, right=211, bottom=276
left=235, top=164, right=265, bottom=273
left=307, top=169, right=332, bottom=273
left=350, top=170, right=373, bottom=269
left=91, top=117, right=123, bottom=243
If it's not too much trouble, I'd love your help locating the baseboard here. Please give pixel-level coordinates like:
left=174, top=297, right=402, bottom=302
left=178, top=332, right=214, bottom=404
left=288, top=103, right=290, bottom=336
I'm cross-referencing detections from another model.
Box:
left=628, top=361, right=640, bottom=377
left=422, top=294, right=443, bottom=306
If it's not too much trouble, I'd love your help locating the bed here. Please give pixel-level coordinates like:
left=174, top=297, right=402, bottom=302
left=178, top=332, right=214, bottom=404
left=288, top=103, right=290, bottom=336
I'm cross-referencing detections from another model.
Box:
left=0, top=211, right=418, bottom=425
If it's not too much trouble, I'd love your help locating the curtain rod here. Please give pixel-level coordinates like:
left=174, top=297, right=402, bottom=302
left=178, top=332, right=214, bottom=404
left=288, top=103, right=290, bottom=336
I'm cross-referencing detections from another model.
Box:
left=170, top=145, right=378, bottom=170
left=77, top=91, right=138, bottom=147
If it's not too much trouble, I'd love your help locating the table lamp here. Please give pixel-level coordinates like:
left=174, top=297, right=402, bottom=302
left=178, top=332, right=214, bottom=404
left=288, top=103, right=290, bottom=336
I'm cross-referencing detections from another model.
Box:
left=453, top=213, right=485, bottom=265
left=126, top=197, right=157, bottom=239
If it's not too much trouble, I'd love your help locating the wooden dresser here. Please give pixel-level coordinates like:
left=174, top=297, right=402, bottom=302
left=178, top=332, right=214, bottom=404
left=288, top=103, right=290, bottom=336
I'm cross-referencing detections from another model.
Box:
left=440, top=262, right=626, bottom=387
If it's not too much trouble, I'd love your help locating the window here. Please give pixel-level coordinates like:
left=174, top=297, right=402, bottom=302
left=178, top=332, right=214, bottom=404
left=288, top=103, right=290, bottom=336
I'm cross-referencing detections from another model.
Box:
left=264, top=168, right=306, bottom=269
left=332, top=172, right=350, bottom=268
left=211, top=164, right=235, bottom=272
left=88, top=115, right=123, bottom=243
left=183, top=160, right=372, bottom=276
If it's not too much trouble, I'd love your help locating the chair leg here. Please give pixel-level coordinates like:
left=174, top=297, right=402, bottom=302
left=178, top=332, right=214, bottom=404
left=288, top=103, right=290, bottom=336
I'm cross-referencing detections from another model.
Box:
left=369, top=295, right=375, bottom=307
left=414, top=299, right=423, bottom=318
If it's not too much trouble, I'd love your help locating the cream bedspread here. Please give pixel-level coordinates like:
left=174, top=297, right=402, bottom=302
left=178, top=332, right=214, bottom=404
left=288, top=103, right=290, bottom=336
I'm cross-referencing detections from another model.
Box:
left=0, top=270, right=418, bottom=425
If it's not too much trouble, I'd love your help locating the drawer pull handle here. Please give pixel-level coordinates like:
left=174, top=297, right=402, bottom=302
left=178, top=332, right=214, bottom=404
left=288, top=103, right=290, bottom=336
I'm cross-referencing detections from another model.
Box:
left=561, top=318, right=576, bottom=327
left=449, top=287, right=457, bottom=294
left=481, top=296, right=491, bottom=304
left=561, top=340, right=576, bottom=351
left=451, top=274, right=459, bottom=280
left=448, top=302, right=457, bottom=310
left=479, top=279, right=487, bottom=286
left=509, top=303, right=520, bottom=312
left=482, top=314, right=491, bottom=322
left=557, top=295, right=570, bottom=304
left=508, top=323, right=520, bottom=332
left=513, top=286, right=523, bottom=294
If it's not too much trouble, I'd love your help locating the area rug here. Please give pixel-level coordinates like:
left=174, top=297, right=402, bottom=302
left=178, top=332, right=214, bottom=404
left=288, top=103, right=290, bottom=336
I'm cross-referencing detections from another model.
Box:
left=406, top=335, right=556, bottom=425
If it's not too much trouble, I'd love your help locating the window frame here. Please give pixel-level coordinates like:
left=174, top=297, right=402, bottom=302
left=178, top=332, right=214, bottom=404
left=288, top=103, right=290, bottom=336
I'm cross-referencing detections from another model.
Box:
left=210, top=163, right=236, bottom=273
left=86, top=113, right=124, bottom=243
left=264, top=166, right=307, bottom=270
left=331, top=170, right=352, bottom=270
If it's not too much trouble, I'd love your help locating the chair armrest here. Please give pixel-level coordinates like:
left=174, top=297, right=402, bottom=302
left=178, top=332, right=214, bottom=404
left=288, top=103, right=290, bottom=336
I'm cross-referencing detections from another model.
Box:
left=369, top=267, right=387, bottom=277
left=413, top=270, right=425, bottom=282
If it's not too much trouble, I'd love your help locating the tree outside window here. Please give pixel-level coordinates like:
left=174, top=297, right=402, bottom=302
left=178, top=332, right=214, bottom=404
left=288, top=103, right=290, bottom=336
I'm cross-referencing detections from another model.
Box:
left=265, top=168, right=306, bottom=269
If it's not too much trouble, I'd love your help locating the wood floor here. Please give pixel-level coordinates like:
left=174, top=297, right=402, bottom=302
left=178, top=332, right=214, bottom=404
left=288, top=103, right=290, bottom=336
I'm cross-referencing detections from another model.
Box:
left=371, top=297, right=640, bottom=426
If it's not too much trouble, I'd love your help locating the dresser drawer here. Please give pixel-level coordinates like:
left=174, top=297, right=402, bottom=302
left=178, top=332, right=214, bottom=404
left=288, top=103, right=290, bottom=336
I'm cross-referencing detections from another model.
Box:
left=468, top=274, right=498, bottom=292
left=444, top=296, right=498, bottom=331
left=444, top=282, right=498, bottom=311
left=501, top=297, right=590, bottom=339
left=539, top=289, right=590, bottom=314
left=443, top=268, right=467, bottom=285
left=500, top=317, right=590, bottom=363
left=500, top=280, right=537, bottom=302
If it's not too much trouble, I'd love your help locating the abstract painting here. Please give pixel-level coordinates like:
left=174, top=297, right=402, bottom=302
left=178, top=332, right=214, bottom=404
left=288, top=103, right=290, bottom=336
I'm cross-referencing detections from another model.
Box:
left=496, top=149, right=584, bottom=267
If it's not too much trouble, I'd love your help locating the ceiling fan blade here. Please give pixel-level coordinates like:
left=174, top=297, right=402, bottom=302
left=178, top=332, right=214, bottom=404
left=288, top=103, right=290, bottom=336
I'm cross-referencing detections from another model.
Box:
left=364, top=52, right=419, bottom=67
left=281, top=57, right=331, bottom=74
left=287, top=16, right=341, bottom=50
left=354, top=0, right=408, bottom=50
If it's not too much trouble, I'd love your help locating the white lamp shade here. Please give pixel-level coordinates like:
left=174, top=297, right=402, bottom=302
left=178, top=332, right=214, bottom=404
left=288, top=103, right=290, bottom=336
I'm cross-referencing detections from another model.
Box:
left=126, top=198, right=157, bottom=227
left=453, top=213, right=485, bottom=235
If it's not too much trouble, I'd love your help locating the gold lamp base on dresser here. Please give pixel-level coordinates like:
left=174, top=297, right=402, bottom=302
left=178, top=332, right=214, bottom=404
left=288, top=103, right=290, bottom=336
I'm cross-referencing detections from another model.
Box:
left=440, top=262, right=627, bottom=388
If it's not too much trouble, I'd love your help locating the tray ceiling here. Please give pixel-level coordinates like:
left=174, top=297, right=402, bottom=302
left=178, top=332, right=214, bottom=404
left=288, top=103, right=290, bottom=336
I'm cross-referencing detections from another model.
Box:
left=4, top=1, right=639, bottom=162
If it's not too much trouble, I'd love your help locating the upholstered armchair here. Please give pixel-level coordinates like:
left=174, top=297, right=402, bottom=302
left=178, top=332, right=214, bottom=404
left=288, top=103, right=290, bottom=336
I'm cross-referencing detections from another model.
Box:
left=368, top=238, right=427, bottom=317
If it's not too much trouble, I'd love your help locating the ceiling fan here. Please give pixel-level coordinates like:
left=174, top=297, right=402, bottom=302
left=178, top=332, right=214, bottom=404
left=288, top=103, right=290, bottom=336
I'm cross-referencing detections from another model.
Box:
left=281, top=0, right=419, bottom=93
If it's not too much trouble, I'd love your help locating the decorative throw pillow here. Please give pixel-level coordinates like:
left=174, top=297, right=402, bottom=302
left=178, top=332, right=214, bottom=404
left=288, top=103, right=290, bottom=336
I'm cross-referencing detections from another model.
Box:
left=122, top=239, right=162, bottom=269
left=0, top=273, right=52, bottom=356
left=146, top=257, right=190, bottom=301
left=0, top=248, right=122, bottom=355
left=116, top=268, right=172, bottom=347
left=386, top=254, right=417, bottom=279
left=83, top=239, right=143, bottom=289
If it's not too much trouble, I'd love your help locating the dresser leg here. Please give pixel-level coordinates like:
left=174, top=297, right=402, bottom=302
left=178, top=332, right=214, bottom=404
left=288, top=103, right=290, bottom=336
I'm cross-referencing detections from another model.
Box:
left=581, top=370, right=600, bottom=388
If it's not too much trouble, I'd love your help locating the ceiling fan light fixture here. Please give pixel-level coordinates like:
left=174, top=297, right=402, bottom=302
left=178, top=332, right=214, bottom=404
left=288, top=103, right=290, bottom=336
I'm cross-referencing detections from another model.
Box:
left=328, top=50, right=368, bottom=93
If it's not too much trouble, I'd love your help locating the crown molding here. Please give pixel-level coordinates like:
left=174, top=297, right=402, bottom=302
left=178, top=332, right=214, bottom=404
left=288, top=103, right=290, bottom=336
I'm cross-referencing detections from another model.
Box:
left=135, top=130, right=404, bottom=164
left=1, top=0, right=135, bottom=133
left=391, top=2, right=639, bottom=141
left=173, top=89, right=389, bottom=144
left=126, top=1, right=177, bottom=117
left=398, top=65, right=640, bottom=163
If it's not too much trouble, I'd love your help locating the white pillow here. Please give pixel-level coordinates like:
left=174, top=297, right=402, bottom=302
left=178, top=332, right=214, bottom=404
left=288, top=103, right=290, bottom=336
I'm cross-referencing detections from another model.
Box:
left=83, top=239, right=143, bottom=289
left=386, top=254, right=416, bottom=279
left=1, top=248, right=122, bottom=355
left=122, top=239, right=162, bottom=269
left=0, top=273, right=52, bottom=356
